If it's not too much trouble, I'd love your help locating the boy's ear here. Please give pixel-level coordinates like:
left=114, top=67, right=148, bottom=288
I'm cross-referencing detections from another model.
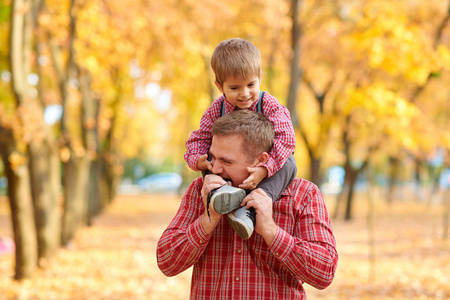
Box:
left=255, top=152, right=269, bottom=167
left=215, top=81, right=224, bottom=94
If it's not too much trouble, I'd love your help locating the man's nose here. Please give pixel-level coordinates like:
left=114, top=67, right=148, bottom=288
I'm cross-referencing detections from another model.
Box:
left=211, top=161, right=223, bottom=174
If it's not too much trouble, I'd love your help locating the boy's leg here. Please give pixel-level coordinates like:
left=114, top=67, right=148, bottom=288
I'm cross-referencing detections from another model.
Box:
left=226, top=207, right=255, bottom=240
left=209, top=185, right=246, bottom=214
left=203, top=170, right=246, bottom=215
left=258, top=154, right=297, bottom=202
left=226, top=155, right=297, bottom=239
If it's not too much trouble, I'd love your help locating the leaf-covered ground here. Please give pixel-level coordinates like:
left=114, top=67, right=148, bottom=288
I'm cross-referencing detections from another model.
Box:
left=0, top=191, right=449, bottom=299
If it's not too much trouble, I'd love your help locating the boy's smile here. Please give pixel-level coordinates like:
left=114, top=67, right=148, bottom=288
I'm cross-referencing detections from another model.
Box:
left=216, top=76, right=261, bottom=110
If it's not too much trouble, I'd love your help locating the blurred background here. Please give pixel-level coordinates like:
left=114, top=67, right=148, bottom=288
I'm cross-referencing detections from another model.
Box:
left=0, top=0, right=449, bottom=299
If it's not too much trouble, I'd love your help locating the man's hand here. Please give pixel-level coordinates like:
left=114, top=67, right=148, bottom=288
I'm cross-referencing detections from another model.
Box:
left=239, top=166, right=268, bottom=190
left=241, top=189, right=277, bottom=246
left=200, top=174, right=227, bottom=234
left=196, top=154, right=213, bottom=171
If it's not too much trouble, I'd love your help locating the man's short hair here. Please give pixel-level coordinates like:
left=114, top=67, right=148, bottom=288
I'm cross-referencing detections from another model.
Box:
left=211, top=38, right=262, bottom=87
left=211, top=110, right=274, bottom=161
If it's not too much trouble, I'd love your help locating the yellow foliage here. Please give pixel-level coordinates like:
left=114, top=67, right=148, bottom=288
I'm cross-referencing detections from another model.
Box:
left=438, top=45, right=450, bottom=70
left=343, top=81, right=428, bottom=157
left=60, top=146, right=71, bottom=163
left=8, top=151, right=27, bottom=170
left=1, top=0, right=448, bottom=177
left=348, top=1, right=442, bottom=85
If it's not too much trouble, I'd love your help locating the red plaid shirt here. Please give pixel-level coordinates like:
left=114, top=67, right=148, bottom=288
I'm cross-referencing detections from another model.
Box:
left=184, top=92, right=296, bottom=177
left=157, top=177, right=338, bottom=300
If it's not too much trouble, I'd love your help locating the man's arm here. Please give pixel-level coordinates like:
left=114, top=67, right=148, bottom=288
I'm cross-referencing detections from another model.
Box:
left=242, top=183, right=338, bottom=289
left=156, top=177, right=223, bottom=277
left=271, top=183, right=338, bottom=289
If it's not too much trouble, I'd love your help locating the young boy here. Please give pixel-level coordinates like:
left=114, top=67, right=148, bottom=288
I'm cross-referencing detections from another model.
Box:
left=184, top=38, right=297, bottom=240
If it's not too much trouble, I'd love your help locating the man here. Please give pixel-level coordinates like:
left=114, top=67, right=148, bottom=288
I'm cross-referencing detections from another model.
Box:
left=157, top=110, right=338, bottom=299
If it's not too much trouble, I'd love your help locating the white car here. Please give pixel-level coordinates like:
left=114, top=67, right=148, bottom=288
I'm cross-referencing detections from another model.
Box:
left=138, top=172, right=182, bottom=193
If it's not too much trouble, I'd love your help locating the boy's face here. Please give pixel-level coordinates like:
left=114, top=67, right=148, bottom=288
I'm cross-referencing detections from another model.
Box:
left=216, top=76, right=261, bottom=109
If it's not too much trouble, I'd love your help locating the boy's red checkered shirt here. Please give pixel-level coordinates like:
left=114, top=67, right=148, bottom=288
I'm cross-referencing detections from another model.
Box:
left=184, top=92, right=296, bottom=177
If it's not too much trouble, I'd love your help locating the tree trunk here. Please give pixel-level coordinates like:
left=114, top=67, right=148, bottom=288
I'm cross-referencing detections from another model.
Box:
left=286, top=0, right=302, bottom=128
left=28, top=138, right=61, bottom=266
left=79, top=69, right=101, bottom=225
left=444, top=187, right=450, bottom=240
left=0, top=128, right=38, bottom=279
left=30, top=3, right=61, bottom=266
left=333, top=183, right=347, bottom=220
left=428, top=164, right=443, bottom=205
left=344, top=167, right=358, bottom=221
left=366, top=167, right=376, bottom=281
left=386, top=157, right=400, bottom=204
left=61, top=156, right=90, bottom=246
left=57, top=0, right=94, bottom=246
left=413, top=157, right=423, bottom=202
left=310, top=154, right=322, bottom=186
left=101, top=156, right=119, bottom=204
left=8, top=0, right=45, bottom=279
left=87, top=160, right=102, bottom=225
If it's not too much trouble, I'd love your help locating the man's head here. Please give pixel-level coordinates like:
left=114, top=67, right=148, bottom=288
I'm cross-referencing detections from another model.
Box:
left=211, top=38, right=263, bottom=110
left=209, top=110, right=274, bottom=187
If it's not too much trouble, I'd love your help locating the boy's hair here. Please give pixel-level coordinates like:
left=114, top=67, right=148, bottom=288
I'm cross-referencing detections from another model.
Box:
left=211, top=38, right=262, bottom=87
left=212, top=110, right=274, bottom=162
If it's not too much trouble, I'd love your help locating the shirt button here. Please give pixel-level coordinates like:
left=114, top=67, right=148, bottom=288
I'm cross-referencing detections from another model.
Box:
left=237, top=249, right=241, bottom=253
left=235, top=277, right=240, bottom=281
left=200, top=240, right=204, bottom=244
left=275, top=252, right=279, bottom=256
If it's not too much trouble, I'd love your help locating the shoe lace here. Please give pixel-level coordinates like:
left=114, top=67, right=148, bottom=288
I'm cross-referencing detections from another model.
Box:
left=246, top=208, right=256, bottom=224
left=206, top=192, right=212, bottom=223
left=206, top=187, right=219, bottom=224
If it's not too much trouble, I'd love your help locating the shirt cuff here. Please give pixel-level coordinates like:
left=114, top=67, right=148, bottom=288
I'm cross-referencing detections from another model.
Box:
left=188, top=154, right=202, bottom=171
left=264, top=157, right=277, bottom=177
left=270, top=227, right=294, bottom=261
left=187, top=216, right=213, bottom=248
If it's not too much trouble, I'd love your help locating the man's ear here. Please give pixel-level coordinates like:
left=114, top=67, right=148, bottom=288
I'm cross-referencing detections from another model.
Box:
left=255, top=152, right=269, bottom=167
left=215, top=81, right=224, bottom=94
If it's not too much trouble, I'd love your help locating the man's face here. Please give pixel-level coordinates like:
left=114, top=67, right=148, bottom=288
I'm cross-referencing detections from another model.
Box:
left=216, top=76, right=261, bottom=109
left=209, top=134, right=258, bottom=187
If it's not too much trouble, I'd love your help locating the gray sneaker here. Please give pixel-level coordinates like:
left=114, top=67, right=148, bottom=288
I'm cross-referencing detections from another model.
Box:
left=209, top=185, right=246, bottom=214
left=226, top=206, right=256, bottom=240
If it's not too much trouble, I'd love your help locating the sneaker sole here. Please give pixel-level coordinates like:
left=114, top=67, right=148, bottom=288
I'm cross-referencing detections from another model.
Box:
left=226, top=213, right=253, bottom=240
left=211, top=189, right=246, bottom=214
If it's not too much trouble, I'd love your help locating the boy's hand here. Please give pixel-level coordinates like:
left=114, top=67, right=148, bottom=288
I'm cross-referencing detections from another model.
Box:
left=239, top=166, right=268, bottom=190
left=196, top=154, right=213, bottom=171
